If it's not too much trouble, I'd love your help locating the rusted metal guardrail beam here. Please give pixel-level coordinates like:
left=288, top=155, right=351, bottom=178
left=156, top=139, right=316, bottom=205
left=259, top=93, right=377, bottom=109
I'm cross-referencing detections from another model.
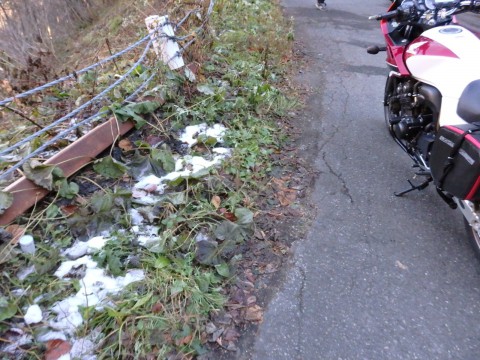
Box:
left=0, top=118, right=135, bottom=226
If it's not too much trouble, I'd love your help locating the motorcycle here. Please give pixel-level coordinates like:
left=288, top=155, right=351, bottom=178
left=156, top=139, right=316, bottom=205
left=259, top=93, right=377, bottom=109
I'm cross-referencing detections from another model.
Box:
left=368, top=0, right=480, bottom=257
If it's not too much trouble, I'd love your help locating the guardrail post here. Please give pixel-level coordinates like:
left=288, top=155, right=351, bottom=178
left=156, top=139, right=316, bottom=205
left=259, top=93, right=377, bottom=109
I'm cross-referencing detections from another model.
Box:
left=145, top=15, right=185, bottom=70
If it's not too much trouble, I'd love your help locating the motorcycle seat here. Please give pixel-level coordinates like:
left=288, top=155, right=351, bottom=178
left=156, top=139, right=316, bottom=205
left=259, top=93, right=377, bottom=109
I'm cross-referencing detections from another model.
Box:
left=457, top=80, right=480, bottom=123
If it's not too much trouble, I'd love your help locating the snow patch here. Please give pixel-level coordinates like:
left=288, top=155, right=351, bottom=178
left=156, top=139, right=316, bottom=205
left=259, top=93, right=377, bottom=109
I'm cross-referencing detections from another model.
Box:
left=24, top=304, right=42, bottom=324
left=70, top=329, right=101, bottom=359
left=37, top=330, right=67, bottom=342
left=129, top=208, right=145, bottom=225
left=63, top=236, right=110, bottom=260
left=179, top=123, right=226, bottom=147
left=51, top=263, right=145, bottom=334
left=54, top=256, right=98, bottom=279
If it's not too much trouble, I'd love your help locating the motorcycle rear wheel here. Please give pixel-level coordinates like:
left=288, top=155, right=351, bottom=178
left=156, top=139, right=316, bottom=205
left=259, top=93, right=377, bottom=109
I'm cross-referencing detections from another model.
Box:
left=464, top=218, right=480, bottom=260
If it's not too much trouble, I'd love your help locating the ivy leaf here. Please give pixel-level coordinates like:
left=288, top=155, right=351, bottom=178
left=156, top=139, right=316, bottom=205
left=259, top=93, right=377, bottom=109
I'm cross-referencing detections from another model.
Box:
left=46, top=204, right=60, bottom=218
left=90, top=192, right=114, bottom=213
left=23, top=160, right=56, bottom=190
left=114, top=101, right=161, bottom=129
left=214, top=208, right=254, bottom=242
left=197, top=84, right=215, bottom=95
left=106, top=250, right=123, bottom=276
left=214, top=221, right=244, bottom=243
left=56, top=180, right=79, bottom=199
left=0, top=191, right=13, bottom=215
left=195, top=240, right=219, bottom=265
left=0, top=299, right=16, bottom=322
left=158, top=192, right=186, bottom=206
left=93, top=156, right=128, bottom=179
left=154, top=256, right=171, bottom=269
left=235, top=207, right=254, bottom=226
left=128, top=151, right=165, bottom=178
left=151, top=146, right=175, bottom=173
left=215, top=263, right=230, bottom=278
left=197, top=134, right=218, bottom=146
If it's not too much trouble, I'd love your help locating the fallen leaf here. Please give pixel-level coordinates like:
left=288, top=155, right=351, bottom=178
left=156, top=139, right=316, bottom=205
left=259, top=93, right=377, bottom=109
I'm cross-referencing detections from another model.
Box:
left=223, top=212, right=237, bottom=222
left=395, top=260, right=408, bottom=270
left=223, top=329, right=240, bottom=342
left=245, top=305, right=263, bottom=322
left=271, top=178, right=297, bottom=206
left=234, top=175, right=243, bottom=189
left=246, top=296, right=257, bottom=306
left=226, top=341, right=238, bottom=351
left=211, top=195, right=221, bottom=209
left=60, top=204, right=78, bottom=216
left=205, top=322, right=217, bottom=335
left=210, top=328, right=224, bottom=342
left=45, top=339, right=72, bottom=360
left=5, top=225, right=25, bottom=244
left=119, top=138, right=134, bottom=151
left=152, top=302, right=164, bottom=314
left=0, top=191, right=13, bottom=215
left=145, top=135, right=163, bottom=146
left=93, top=156, right=128, bottom=179
left=276, top=188, right=297, bottom=206
left=177, top=333, right=193, bottom=346
left=23, top=160, right=59, bottom=190
left=75, top=195, right=89, bottom=206
left=245, top=269, right=256, bottom=283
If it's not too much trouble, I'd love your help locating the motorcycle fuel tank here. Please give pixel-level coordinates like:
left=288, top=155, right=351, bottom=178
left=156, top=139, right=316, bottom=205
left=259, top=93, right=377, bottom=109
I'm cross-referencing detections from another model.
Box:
left=405, top=25, right=480, bottom=126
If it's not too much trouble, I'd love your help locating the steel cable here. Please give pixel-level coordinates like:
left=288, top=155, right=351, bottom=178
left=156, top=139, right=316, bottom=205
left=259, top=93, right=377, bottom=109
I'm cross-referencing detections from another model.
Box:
left=0, top=0, right=215, bottom=180
left=0, top=36, right=199, bottom=180
left=0, top=39, right=154, bottom=158
left=0, top=36, right=150, bottom=107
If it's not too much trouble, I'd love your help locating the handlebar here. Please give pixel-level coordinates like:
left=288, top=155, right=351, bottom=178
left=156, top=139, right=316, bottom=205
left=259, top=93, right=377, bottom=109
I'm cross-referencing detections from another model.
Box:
left=368, top=9, right=401, bottom=21
left=369, top=0, right=480, bottom=22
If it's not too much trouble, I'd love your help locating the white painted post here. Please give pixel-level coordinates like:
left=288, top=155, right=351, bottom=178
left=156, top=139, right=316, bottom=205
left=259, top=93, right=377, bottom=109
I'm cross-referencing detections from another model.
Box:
left=19, top=235, right=36, bottom=254
left=145, top=15, right=185, bottom=70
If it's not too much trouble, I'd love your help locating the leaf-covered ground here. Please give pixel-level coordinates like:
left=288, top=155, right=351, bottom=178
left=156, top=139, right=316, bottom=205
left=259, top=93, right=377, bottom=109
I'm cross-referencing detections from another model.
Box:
left=0, top=0, right=314, bottom=359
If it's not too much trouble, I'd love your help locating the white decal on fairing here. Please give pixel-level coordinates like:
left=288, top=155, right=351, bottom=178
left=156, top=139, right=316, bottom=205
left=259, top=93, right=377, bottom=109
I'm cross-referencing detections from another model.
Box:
left=406, top=41, right=428, bottom=55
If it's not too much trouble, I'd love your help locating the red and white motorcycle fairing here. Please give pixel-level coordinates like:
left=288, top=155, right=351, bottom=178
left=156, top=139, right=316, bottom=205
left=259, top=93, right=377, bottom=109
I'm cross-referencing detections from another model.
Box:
left=405, top=25, right=480, bottom=127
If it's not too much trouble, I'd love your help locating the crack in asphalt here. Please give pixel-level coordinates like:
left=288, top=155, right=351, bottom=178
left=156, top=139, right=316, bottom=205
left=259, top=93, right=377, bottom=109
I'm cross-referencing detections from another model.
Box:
left=322, top=151, right=354, bottom=204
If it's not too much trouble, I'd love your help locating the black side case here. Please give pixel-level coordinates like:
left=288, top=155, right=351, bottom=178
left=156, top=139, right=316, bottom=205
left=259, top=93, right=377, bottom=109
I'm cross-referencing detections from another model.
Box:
left=430, top=124, right=480, bottom=201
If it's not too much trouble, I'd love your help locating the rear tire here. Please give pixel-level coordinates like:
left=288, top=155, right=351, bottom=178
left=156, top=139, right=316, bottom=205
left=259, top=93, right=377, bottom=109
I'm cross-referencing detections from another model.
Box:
left=464, top=218, right=480, bottom=260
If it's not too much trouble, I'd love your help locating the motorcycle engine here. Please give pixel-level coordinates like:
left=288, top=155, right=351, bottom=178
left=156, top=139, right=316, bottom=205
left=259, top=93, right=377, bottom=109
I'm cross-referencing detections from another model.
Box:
left=389, top=80, right=431, bottom=140
left=387, top=79, right=436, bottom=162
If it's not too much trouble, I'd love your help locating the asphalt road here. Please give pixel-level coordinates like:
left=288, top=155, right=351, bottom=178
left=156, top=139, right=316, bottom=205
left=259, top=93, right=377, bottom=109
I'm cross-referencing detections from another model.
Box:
left=250, top=1, right=480, bottom=359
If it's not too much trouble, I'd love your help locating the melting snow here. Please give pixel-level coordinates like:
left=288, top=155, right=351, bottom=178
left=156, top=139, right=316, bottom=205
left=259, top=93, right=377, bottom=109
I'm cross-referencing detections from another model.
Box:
left=179, top=123, right=226, bottom=147
left=37, top=330, right=67, bottom=342
left=24, top=304, right=43, bottom=325
left=63, top=236, right=110, bottom=260
left=51, top=263, right=145, bottom=334
left=129, top=208, right=145, bottom=225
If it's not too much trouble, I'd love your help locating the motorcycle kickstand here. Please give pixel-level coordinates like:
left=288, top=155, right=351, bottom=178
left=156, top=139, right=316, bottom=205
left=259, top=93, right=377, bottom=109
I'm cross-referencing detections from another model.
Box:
left=394, top=177, right=432, bottom=197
